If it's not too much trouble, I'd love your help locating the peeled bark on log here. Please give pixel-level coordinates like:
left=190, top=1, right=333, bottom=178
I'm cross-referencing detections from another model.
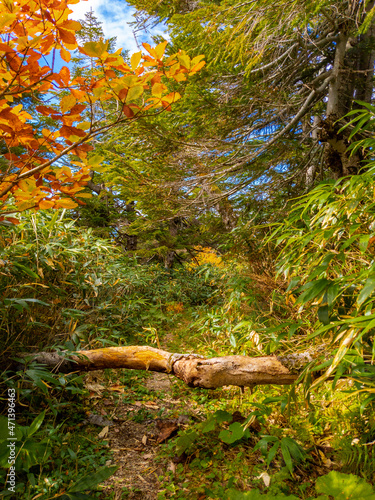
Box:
left=22, top=346, right=313, bottom=389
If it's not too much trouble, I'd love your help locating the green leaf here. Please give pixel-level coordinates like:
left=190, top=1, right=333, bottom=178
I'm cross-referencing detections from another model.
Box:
left=0, top=416, right=9, bottom=441
left=357, top=277, right=375, bottom=305
left=4, top=298, right=49, bottom=310
left=359, top=234, right=371, bottom=252
left=28, top=411, right=46, bottom=437
left=213, top=410, right=233, bottom=423
left=12, top=262, right=40, bottom=279
left=280, top=439, right=293, bottom=474
left=67, top=465, right=118, bottom=493
left=201, top=418, right=216, bottom=433
left=318, top=304, right=330, bottom=325
left=326, top=283, right=340, bottom=306
left=176, top=431, right=199, bottom=455
left=315, top=471, right=375, bottom=499
left=297, top=279, right=329, bottom=304
left=266, top=441, right=279, bottom=465
left=219, top=422, right=249, bottom=444
left=281, top=437, right=305, bottom=462
left=229, top=333, right=237, bottom=347
left=226, top=491, right=298, bottom=499
left=4, top=298, right=30, bottom=311
left=88, top=154, right=105, bottom=173
left=254, top=435, right=278, bottom=456
left=286, top=276, right=300, bottom=292
left=126, top=85, right=143, bottom=102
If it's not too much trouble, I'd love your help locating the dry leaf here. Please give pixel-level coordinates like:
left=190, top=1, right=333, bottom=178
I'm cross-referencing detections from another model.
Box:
left=85, top=382, right=105, bottom=394
left=156, top=419, right=179, bottom=443
left=109, top=384, right=126, bottom=393
left=259, top=472, right=270, bottom=487
left=98, top=426, right=109, bottom=438
left=168, top=461, right=176, bottom=474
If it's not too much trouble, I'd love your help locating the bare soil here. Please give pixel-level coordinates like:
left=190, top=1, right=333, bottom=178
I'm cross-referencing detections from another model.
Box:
left=87, top=372, right=196, bottom=499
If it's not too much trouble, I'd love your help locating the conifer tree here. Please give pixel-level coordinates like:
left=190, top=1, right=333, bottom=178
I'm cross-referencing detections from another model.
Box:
left=126, top=0, right=375, bottom=213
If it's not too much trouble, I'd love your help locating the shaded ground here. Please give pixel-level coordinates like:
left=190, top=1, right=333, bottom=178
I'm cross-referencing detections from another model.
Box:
left=85, top=370, right=198, bottom=499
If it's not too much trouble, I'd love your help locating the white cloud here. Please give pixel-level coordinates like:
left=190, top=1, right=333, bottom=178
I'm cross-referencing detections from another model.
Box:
left=69, top=0, right=168, bottom=55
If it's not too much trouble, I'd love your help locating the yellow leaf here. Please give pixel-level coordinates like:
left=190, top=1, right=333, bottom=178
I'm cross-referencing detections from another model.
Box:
left=164, top=54, right=178, bottom=65
left=122, top=75, right=139, bottom=87
left=162, top=92, right=181, bottom=104
left=60, top=94, right=76, bottom=113
left=76, top=121, right=91, bottom=130
left=55, top=166, right=72, bottom=179
left=55, top=198, right=78, bottom=209
left=12, top=103, right=23, bottom=114
left=142, top=42, right=156, bottom=58
left=39, top=199, right=55, bottom=209
left=174, top=73, right=187, bottom=82
left=61, top=20, right=82, bottom=31
left=75, top=192, right=92, bottom=198
left=190, top=60, right=206, bottom=74
left=191, top=54, right=205, bottom=66
left=177, top=52, right=190, bottom=69
left=131, top=51, right=142, bottom=71
left=18, top=179, right=35, bottom=192
left=0, top=12, right=16, bottom=29
left=154, top=41, right=168, bottom=59
left=142, top=71, right=157, bottom=83
left=152, top=82, right=167, bottom=98
left=126, top=85, right=143, bottom=103
left=80, top=41, right=107, bottom=58
left=16, top=201, right=35, bottom=211
left=88, top=154, right=104, bottom=166
left=60, top=47, right=71, bottom=62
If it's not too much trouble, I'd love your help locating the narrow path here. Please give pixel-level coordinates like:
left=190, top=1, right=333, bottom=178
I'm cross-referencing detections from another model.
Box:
left=97, top=370, right=197, bottom=498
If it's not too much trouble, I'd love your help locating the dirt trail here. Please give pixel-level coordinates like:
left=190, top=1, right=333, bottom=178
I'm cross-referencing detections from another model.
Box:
left=92, top=371, right=195, bottom=499
left=90, top=319, right=202, bottom=498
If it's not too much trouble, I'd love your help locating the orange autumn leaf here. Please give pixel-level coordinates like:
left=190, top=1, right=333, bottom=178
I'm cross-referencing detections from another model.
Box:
left=39, top=199, right=55, bottom=209
left=54, top=198, right=78, bottom=209
left=3, top=217, right=20, bottom=225
left=60, top=47, right=71, bottom=62
left=0, top=0, right=205, bottom=221
left=57, top=28, right=76, bottom=46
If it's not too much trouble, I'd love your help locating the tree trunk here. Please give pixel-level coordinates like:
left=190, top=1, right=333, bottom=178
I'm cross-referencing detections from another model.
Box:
left=18, top=346, right=315, bottom=389
left=216, top=197, right=238, bottom=231
left=164, top=217, right=185, bottom=269
left=124, top=201, right=138, bottom=251
left=322, top=8, right=375, bottom=178
left=116, top=201, right=138, bottom=251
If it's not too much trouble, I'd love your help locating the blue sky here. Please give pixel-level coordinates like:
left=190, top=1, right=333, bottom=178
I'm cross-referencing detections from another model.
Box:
left=69, top=0, right=168, bottom=55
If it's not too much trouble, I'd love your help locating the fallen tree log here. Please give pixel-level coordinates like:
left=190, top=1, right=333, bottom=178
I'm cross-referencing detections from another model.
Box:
left=23, top=346, right=316, bottom=389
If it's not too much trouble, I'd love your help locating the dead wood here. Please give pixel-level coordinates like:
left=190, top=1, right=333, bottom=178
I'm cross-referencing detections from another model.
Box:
left=17, top=346, right=317, bottom=389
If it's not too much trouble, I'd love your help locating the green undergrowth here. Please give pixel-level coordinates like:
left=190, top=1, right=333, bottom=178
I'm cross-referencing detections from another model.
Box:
left=0, top=369, right=116, bottom=498
left=1, top=208, right=375, bottom=498
left=153, top=358, right=375, bottom=498
left=0, top=210, right=222, bottom=357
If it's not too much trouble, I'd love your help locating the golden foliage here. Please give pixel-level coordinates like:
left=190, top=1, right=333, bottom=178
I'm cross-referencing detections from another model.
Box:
left=188, top=246, right=224, bottom=269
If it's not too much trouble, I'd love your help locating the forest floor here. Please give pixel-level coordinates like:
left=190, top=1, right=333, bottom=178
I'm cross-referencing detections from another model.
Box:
left=83, top=317, right=212, bottom=499
left=32, top=311, right=373, bottom=500
left=80, top=316, right=251, bottom=499
left=78, top=315, right=323, bottom=500
left=99, top=371, right=201, bottom=499
left=95, top=370, right=185, bottom=499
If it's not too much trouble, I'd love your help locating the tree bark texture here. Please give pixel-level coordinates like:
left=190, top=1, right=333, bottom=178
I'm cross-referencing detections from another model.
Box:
left=322, top=7, right=375, bottom=178
left=20, top=346, right=313, bottom=389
